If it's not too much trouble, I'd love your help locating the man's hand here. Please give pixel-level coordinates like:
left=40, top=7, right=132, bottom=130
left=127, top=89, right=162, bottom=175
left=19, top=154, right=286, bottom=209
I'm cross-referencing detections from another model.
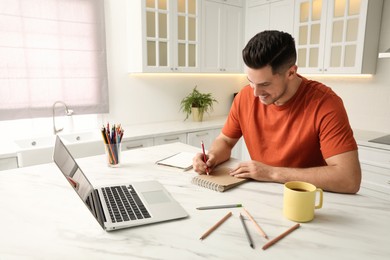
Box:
left=229, top=160, right=274, bottom=181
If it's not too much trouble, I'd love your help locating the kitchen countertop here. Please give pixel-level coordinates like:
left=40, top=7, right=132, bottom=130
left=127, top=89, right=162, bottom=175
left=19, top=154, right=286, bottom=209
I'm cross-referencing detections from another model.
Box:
left=0, top=142, right=389, bottom=259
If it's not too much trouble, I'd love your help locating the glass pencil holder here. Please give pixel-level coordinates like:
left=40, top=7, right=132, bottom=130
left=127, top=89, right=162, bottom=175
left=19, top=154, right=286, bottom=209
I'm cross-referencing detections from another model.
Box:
left=105, top=143, right=121, bottom=167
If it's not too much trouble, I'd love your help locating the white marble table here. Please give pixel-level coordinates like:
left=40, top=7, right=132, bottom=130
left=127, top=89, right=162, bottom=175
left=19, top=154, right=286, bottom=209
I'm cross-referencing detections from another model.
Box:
left=0, top=142, right=389, bottom=260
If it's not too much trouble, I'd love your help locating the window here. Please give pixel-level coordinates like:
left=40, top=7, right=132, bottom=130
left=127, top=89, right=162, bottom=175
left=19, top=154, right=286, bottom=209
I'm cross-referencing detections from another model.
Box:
left=0, top=0, right=109, bottom=121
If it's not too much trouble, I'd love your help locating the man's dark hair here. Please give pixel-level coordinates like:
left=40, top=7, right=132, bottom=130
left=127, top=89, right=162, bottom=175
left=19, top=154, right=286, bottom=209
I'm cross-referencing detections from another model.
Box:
left=242, top=30, right=297, bottom=74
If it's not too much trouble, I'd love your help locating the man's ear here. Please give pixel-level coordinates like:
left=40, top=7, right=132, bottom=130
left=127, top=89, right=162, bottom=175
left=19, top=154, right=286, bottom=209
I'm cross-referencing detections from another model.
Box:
left=287, top=65, right=298, bottom=78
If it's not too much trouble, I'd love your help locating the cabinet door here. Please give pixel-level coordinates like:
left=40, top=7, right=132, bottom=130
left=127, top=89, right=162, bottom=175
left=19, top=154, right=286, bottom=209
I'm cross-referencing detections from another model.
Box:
left=175, top=0, right=201, bottom=72
left=269, top=0, right=294, bottom=35
left=323, top=0, right=367, bottom=74
left=201, top=1, right=223, bottom=72
left=201, top=1, right=243, bottom=73
left=246, top=0, right=294, bottom=43
left=295, top=0, right=327, bottom=73
left=245, top=3, right=269, bottom=42
left=223, top=5, right=243, bottom=72
left=144, top=0, right=172, bottom=72
left=129, top=0, right=200, bottom=73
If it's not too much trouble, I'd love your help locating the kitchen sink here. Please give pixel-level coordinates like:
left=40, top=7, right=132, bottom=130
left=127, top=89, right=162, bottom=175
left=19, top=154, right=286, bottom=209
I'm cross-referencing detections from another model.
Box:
left=14, top=131, right=104, bottom=167
left=60, top=131, right=102, bottom=143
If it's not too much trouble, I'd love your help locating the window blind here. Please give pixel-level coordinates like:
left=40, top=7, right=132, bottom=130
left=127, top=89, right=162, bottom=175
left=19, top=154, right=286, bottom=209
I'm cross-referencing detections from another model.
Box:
left=0, top=0, right=109, bottom=120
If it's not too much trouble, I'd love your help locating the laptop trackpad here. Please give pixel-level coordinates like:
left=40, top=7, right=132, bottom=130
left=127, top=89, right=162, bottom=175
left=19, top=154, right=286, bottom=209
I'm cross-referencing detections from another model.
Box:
left=142, top=190, right=171, bottom=204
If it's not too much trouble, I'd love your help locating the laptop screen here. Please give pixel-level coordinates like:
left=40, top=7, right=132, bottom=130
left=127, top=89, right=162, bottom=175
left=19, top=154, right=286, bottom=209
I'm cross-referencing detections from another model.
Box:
left=53, top=136, right=102, bottom=226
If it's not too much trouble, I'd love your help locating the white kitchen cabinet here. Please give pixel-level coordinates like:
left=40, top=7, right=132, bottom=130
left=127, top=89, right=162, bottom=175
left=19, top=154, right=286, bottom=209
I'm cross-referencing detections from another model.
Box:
left=294, top=0, right=383, bottom=74
left=201, top=0, right=244, bottom=73
left=154, top=133, right=187, bottom=145
left=245, top=0, right=294, bottom=43
left=121, top=138, right=154, bottom=151
left=358, top=145, right=390, bottom=201
left=0, top=156, right=18, bottom=171
left=127, top=0, right=200, bottom=73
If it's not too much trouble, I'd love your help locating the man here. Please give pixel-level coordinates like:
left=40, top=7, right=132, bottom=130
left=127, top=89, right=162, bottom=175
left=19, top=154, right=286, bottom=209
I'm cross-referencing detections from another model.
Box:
left=193, top=31, right=361, bottom=194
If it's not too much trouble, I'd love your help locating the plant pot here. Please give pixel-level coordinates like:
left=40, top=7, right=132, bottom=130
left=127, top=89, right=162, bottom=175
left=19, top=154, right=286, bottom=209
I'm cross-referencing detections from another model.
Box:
left=191, top=107, right=204, bottom=122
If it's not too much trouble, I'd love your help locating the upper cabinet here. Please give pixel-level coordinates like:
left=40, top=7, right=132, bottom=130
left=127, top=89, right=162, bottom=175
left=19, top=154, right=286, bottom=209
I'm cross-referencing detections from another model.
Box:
left=127, top=0, right=200, bottom=73
left=201, top=0, right=244, bottom=73
left=245, top=0, right=295, bottom=43
left=294, top=0, right=383, bottom=74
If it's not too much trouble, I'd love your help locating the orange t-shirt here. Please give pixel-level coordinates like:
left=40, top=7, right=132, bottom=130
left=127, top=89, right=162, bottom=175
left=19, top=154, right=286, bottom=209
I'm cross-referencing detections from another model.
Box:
left=222, top=75, right=357, bottom=168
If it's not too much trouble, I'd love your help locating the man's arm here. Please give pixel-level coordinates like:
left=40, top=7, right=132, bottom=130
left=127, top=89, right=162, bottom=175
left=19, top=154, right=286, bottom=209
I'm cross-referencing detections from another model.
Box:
left=230, top=150, right=361, bottom=194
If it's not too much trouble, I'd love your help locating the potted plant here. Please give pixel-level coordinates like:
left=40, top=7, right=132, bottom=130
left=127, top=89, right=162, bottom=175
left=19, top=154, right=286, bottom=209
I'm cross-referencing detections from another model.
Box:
left=180, top=86, right=218, bottom=121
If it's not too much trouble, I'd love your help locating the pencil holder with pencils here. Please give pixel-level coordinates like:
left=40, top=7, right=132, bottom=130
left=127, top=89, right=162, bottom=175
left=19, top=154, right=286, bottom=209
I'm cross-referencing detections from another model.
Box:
left=101, top=123, right=124, bottom=168
left=104, top=143, right=121, bottom=167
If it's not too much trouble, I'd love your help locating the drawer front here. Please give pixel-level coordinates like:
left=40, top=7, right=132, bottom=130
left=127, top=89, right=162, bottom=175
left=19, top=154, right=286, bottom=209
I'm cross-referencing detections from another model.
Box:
left=154, top=134, right=187, bottom=145
left=0, top=157, right=18, bottom=171
left=358, top=146, right=390, bottom=167
left=361, top=163, right=390, bottom=194
left=187, top=130, right=215, bottom=148
left=122, top=138, right=154, bottom=151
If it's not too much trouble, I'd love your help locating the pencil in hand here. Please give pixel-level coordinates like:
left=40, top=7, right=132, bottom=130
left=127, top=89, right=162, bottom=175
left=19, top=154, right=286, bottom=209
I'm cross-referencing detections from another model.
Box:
left=201, top=141, right=209, bottom=175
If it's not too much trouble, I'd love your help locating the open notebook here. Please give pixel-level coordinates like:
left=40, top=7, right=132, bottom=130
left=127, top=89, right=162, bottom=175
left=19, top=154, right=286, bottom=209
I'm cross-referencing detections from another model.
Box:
left=191, top=159, right=248, bottom=192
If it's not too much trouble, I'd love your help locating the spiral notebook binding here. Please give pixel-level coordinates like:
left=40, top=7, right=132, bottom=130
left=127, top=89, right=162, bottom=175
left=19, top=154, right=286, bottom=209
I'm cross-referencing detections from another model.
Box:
left=192, top=178, right=223, bottom=192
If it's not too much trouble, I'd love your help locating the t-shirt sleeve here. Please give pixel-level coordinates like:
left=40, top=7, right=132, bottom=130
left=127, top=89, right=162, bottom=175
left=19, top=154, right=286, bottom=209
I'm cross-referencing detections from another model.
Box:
left=318, top=95, right=357, bottom=159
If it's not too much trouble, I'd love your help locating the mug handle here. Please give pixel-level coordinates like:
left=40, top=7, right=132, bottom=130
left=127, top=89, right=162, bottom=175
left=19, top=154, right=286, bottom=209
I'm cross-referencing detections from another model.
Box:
left=315, top=188, right=323, bottom=209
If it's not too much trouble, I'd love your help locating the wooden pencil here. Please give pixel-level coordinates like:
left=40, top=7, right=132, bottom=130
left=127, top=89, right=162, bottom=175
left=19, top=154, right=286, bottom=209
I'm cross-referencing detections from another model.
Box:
left=199, top=211, right=233, bottom=240
left=243, top=208, right=269, bottom=239
left=262, top=223, right=300, bottom=250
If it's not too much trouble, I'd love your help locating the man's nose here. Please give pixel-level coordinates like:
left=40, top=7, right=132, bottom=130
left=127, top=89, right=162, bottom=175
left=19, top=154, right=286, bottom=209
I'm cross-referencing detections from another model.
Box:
left=253, top=86, right=263, bottom=97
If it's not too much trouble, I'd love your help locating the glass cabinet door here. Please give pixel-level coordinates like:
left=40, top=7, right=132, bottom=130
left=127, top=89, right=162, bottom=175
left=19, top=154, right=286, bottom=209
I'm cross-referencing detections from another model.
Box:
left=324, top=0, right=363, bottom=73
left=176, top=0, right=199, bottom=70
left=295, top=0, right=327, bottom=73
left=145, top=0, right=170, bottom=68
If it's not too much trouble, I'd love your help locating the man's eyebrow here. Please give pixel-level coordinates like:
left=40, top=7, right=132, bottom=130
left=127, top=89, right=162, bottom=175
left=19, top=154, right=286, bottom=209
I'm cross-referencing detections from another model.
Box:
left=247, top=77, right=270, bottom=86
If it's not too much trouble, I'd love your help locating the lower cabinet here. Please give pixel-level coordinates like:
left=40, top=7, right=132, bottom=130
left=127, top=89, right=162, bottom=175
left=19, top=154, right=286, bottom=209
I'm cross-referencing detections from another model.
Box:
left=0, top=156, right=18, bottom=171
left=358, top=145, right=390, bottom=201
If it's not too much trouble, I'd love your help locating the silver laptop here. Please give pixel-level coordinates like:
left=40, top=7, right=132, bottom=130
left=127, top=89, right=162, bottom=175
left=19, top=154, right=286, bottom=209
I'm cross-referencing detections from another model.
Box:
left=53, top=135, right=188, bottom=231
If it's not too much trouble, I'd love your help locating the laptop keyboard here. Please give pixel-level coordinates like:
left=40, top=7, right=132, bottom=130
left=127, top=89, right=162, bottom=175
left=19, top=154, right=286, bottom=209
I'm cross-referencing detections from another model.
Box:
left=101, top=185, right=151, bottom=223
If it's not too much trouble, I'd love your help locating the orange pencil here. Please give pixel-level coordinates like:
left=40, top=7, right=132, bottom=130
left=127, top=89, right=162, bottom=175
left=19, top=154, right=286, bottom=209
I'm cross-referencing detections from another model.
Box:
left=262, top=223, right=300, bottom=250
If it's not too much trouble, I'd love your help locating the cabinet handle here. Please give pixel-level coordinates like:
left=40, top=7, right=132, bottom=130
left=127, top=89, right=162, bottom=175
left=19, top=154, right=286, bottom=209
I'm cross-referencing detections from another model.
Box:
left=388, top=180, right=390, bottom=185
left=196, top=133, right=209, bottom=137
left=164, top=137, right=180, bottom=141
left=125, top=144, right=143, bottom=150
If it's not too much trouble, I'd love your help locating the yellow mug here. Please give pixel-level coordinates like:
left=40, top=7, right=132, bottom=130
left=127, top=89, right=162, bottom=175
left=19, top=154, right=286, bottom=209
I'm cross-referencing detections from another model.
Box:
left=283, top=181, right=323, bottom=222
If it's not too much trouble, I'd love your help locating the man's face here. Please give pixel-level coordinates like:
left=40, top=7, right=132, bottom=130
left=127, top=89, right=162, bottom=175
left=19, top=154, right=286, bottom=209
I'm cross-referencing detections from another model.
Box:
left=246, top=65, right=292, bottom=106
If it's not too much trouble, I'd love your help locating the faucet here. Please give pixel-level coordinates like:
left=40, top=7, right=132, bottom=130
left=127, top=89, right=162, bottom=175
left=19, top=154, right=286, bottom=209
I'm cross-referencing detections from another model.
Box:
left=52, top=101, right=74, bottom=134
